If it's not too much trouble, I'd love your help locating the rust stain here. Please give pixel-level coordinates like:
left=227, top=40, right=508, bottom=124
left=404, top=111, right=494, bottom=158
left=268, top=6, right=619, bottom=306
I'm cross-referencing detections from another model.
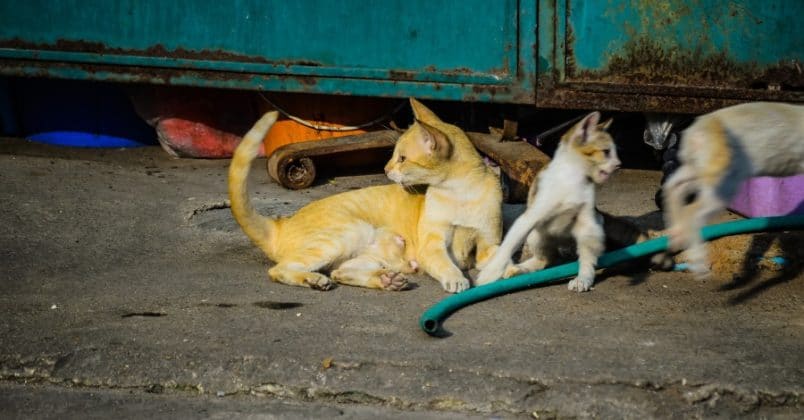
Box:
left=469, top=84, right=512, bottom=102
left=564, top=19, right=577, bottom=77
left=0, top=58, right=322, bottom=88
left=754, top=63, right=804, bottom=91
left=535, top=70, right=803, bottom=114
left=0, top=37, right=324, bottom=67
left=570, top=36, right=803, bottom=91
left=471, top=85, right=510, bottom=95
left=388, top=66, right=497, bottom=82
left=292, top=75, right=318, bottom=86
left=446, top=67, right=475, bottom=75
left=388, top=70, right=417, bottom=81
left=549, top=25, right=804, bottom=113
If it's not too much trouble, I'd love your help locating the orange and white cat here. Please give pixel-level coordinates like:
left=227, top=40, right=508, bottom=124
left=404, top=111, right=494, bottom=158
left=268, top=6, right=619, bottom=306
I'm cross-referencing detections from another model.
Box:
left=476, top=111, right=621, bottom=292
left=663, top=101, right=804, bottom=276
left=385, top=99, right=503, bottom=292
left=228, top=99, right=502, bottom=293
left=330, top=227, right=418, bottom=286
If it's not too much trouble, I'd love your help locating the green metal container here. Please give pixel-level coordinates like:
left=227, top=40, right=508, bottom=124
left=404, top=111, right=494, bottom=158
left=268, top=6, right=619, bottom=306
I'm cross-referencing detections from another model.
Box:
left=0, top=0, right=801, bottom=112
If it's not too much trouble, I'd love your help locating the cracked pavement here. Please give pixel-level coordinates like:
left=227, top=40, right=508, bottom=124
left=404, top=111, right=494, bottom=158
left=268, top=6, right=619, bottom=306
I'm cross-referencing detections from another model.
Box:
left=1, top=138, right=802, bottom=418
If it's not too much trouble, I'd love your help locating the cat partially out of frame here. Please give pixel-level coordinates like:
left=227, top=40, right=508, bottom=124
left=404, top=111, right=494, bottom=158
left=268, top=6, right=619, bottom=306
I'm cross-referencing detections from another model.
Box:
left=662, top=101, right=804, bottom=276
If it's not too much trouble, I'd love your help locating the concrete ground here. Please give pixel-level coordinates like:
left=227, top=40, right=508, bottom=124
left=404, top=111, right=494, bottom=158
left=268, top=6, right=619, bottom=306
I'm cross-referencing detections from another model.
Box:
left=1, top=138, right=802, bottom=419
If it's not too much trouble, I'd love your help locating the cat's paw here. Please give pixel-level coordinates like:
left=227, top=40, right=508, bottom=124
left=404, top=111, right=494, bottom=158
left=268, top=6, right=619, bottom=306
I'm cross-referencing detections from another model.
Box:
left=305, top=273, right=336, bottom=291
left=379, top=270, right=410, bottom=291
left=684, top=243, right=712, bottom=280
left=649, top=252, right=675, bottom=271
left=475, top=261, right=507, bottom=286
left=567, top=275, right=594, bottom=292
left=503, top=264, right=522, bottom=279
left=686, top=260, right=712, bottom=280
left=441, top=276, right=470, bottom=294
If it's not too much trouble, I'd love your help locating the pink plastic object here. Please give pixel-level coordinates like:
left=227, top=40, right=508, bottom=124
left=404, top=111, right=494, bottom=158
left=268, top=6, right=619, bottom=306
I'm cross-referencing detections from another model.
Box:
left=728, top=175, right=804, bottom=217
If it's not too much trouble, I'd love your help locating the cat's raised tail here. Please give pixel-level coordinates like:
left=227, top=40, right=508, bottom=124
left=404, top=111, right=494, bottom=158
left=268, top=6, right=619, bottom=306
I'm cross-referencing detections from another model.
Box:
left=228, top=111, right=280, bottom=257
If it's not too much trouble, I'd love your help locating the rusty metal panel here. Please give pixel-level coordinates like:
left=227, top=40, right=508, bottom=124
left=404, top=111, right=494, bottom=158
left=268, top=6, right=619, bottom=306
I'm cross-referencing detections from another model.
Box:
left=0, top=0, right=537, bottom=103
left=537, top=0, right=804, bottom=113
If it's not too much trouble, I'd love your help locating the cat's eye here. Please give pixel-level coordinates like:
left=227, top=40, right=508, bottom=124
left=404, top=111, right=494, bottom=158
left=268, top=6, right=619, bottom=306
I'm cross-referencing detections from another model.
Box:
left=683, top=190, right=698, bottom=205
left=397, top=155, right=406, bottom=163
left=602, top=148, right=611, bottom=157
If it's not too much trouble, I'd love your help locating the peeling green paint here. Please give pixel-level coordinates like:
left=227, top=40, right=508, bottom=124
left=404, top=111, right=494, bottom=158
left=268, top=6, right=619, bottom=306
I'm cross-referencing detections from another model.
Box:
left=567, top=0, right=803, bottom=78
left=0, top=0, right=537, bottom=103
left=0, top=0, right=801, bottom=111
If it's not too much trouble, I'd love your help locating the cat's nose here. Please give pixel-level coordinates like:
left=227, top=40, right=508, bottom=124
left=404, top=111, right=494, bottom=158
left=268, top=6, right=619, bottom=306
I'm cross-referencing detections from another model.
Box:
left=384, top=164, right=396, bottom=180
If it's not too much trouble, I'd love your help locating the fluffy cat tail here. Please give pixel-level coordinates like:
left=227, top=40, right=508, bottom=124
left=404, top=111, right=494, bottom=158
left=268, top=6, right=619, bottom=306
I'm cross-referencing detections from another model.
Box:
left=228, top=111, right=280, bottom=256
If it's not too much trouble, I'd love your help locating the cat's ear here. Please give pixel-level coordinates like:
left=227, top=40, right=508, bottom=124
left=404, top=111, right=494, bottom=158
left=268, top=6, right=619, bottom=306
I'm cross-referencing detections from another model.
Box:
left=598, top=117, right=613, bottom=131
left=568, top=111, right=601, bottom=145
left=416, top=120, right=452, bottom=158
left=409, top=98, right=443, bottom=125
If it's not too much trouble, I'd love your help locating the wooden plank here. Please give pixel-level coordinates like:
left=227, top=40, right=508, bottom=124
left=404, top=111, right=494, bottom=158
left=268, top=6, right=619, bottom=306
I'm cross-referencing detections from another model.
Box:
left=266, top=130, right=398, bottom=189
left=466, top=132, right=550, bottom=203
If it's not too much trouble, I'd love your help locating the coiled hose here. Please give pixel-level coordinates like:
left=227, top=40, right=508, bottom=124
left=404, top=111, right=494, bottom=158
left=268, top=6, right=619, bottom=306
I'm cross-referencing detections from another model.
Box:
left=420, top=215, right=804, bottom=336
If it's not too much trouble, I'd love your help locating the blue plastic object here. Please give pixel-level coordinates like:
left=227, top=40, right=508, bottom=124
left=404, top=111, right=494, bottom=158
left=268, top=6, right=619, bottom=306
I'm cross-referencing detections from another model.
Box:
left=27, top=131, right=149, bottom=148
left=13, top=78, right=156, bottom=148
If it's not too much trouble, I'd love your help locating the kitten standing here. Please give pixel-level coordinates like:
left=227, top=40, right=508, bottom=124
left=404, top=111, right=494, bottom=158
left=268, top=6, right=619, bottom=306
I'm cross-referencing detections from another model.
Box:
left=663, top=101, right=804, bottom=276
left=476, top=111, right=621, bottom=292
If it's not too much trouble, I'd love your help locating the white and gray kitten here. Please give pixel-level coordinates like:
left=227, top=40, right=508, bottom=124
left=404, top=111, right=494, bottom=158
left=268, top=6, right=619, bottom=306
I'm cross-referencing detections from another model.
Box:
left=476, top=111, right=621, bottom=292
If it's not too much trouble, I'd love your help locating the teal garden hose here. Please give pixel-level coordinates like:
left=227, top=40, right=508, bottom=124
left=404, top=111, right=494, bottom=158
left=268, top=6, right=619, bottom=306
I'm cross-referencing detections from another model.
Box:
left=420, top=215, right=804, bottom=336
